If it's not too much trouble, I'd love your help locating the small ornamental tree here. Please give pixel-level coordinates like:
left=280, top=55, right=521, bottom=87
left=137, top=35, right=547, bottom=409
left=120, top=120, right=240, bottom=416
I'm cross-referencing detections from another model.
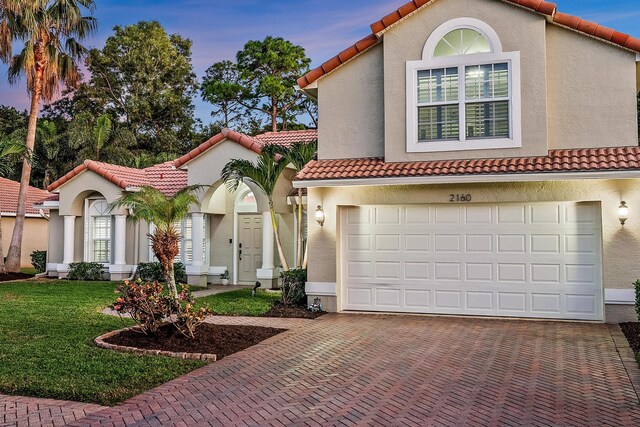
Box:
left=110, top=185, right=202, bottom=297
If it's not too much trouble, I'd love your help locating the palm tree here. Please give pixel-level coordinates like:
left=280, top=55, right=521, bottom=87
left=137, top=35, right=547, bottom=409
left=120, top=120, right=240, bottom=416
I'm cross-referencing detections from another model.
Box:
left=110, top=185, right=202, bottom=298
left=67, top=112, right=133, bottom=163
left=37, top=119, right=59, bottom=188
left=0, top=139, right=29, bottom=274
left=221, top=149, right=290, bottom=271
left=272, top=140, right=317, bottom=268
left=0, top=0, right=97, bottom=272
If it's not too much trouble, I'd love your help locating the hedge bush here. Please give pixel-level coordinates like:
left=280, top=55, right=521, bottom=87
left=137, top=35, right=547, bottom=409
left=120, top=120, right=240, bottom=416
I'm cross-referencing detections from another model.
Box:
left=634, top=279, right=640, bottom=322
left=68, top=262, right=104, bottom=281
left=30, top=250, right=47, bottom=273
left=137, top=262, right=186, bottom=284
left=281, top=268, right=307, bottom=306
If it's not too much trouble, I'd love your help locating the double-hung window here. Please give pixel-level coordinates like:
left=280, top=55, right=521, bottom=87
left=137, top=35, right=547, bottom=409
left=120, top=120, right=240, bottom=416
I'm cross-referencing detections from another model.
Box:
left=407, top=19, right=521, bottom=153
left=85, top=199, right=112, bottom=264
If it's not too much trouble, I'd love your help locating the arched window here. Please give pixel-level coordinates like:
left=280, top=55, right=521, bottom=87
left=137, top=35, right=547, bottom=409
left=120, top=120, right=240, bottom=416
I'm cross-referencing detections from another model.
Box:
left=406, top=18, right=521, bottom=153
left=434, top=29, right=491, bottom=57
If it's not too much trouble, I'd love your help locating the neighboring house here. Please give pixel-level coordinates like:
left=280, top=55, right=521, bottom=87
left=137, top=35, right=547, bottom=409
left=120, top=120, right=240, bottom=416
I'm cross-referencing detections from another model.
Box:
left=39, top=129, right=317, bottom=287
left=294, top=0, right=640, bottom=322
left=0, top=177, right=50, bottom=268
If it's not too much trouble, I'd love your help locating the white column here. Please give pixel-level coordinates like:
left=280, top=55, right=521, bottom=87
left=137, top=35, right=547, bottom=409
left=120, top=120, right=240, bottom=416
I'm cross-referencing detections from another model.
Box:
left=62, top=215, right=76, bottom=265
left=186, top=213, right=208, bottom=285
left=191, top=213, right=204, bottom=266
left=261, top=211, right=275, bottom=270
left=113, top=214, right=127, bottom=266
left=256, top=211, right=278, bottom=287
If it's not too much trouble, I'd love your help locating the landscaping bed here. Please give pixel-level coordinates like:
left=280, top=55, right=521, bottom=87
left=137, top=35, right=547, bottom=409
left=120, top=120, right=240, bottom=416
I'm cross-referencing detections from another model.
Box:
left=102, top=323, right=285, bottom=359
left=0, top=272, right=34, bottom=282
left=262, top=301, right=325, bottom=319
left=620, top=322, right=640, bottom=357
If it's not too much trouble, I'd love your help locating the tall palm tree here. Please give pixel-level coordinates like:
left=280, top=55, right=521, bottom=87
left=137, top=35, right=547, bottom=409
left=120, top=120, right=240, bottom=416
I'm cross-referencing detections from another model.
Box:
left=37, top=119, right=59, bottom=188
left=110, top=185, right=202, bottom=298
left=0, top=139, right=29, bottom=274
left=272, top=140, right=317, bottom=268
left=0, top=0, right=97, bottom=272
left=221, top=149, right=290, bottom=271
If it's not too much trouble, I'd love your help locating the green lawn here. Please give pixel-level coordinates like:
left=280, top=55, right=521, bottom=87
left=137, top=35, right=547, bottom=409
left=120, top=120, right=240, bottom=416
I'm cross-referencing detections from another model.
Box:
left=0, top=280, right=205, bottom=406
left=197, top=288, right=281, bottom=316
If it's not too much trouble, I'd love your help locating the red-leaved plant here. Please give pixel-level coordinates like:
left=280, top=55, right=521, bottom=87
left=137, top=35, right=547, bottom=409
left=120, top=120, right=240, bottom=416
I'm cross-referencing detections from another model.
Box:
left=113, top=280, right=171, bottom=335
left=113, top=280, right=213, bottom=338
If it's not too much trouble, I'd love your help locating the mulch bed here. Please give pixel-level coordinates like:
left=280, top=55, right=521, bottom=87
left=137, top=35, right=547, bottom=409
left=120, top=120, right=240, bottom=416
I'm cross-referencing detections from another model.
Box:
left=0, top=272, right=34, bottom=282
left=103, top=323, right=285, bottom=359
left=620, top=322, right=640, bottom=356
left=262, top=302, right=325, bottom=319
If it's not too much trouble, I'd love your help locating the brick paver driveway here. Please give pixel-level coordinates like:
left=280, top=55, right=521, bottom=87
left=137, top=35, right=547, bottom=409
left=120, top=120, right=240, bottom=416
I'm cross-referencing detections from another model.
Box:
left=73, top=314, right=639, bottom=426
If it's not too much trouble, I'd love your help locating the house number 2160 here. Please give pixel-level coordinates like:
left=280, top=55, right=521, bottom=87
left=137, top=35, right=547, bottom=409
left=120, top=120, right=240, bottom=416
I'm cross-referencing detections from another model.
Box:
left=449, top=194, right=472, bottom=202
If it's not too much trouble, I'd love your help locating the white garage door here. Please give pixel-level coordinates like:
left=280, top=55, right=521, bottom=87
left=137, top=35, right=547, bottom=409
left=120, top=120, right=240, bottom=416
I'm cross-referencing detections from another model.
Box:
left=340, top=203, right=603, bottom=320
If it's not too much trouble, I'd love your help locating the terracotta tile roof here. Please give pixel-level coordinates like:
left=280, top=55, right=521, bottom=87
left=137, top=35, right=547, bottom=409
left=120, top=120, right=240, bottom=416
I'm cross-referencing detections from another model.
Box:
left=0, top=177, right=51, bottom=215
left=47, top=160, right=187, bottom=197
left=174, top=128, right=318, bottom=169
left=295, top=146, right=640, bottom=182
left=297, top=0, right=640, bottom=89
left=255, top=129, right=318, bottom=148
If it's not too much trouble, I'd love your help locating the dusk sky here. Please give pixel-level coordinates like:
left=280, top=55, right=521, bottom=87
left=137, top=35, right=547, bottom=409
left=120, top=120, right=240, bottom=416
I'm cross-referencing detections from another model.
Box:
left=1, top=0, right=639, bottom=122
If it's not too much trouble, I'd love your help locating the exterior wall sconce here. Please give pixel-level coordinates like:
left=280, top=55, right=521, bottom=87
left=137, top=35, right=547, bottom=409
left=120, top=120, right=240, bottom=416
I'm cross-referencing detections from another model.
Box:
left=619, top=201, right=629, bottom=225
left=315, top=205, right=325, bottom=226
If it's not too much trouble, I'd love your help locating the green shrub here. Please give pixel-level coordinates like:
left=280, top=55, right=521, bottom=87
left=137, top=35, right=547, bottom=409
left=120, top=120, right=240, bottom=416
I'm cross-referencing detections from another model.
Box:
left=635, top=279, right=640, bottom=322
left=30, top=250, right=47, bottom=273
left=68, top=262, right=104, bottom=281
left=281, top=268, right=307, bottom=306
left=136, top=262, right=186, bottom=284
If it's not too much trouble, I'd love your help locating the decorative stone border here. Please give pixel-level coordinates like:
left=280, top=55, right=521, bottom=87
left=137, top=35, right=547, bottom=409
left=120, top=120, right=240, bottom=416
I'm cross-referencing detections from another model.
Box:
left=94, top=327, right=217, bottom=362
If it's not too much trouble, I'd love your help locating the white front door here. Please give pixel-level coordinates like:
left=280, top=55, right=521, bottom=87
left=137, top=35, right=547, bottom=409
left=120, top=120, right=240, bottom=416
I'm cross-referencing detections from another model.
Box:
left=340, top=203, right=603, bottom=320
left=238, top=214, right=262, bottom=283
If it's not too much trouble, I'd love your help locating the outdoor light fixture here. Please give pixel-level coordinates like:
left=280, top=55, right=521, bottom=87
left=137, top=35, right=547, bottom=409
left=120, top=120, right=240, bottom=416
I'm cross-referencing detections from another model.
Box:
left=315, top=205, right=325, bottom=226
left=619, top=201, right=629, bottom=225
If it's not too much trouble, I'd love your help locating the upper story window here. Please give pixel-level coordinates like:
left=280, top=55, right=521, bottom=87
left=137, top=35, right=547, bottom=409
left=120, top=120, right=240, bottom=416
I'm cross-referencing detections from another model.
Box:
left=406, top=18, right=521, bottom=153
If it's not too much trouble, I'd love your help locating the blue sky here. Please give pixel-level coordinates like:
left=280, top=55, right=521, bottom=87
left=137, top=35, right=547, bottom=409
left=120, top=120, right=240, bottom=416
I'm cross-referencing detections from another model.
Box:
left=1, top=0, right=639, bottom=122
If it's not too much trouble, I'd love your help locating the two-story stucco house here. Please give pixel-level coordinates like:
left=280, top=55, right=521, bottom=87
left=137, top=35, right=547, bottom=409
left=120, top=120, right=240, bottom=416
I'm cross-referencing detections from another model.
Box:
left=295, top=0, right=640, bottom=322
left=38, top=129, right=317, bottom=287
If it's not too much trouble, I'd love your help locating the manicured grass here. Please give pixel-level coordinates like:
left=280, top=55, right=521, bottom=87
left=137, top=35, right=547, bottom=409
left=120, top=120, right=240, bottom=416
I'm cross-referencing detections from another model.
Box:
left=198, top=288, right=281, bottom=316
left=0, top=280, right=205, bottom=406
left=20, top=267, right=38, bottom=275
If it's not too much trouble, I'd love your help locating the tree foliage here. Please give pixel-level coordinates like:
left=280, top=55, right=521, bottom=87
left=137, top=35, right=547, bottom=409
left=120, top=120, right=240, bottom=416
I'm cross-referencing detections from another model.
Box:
left=85, top=21, right=198, bottom=155
left=0, top=0, right=96, bottom=272
left=202, top=36, right=314, bottom=133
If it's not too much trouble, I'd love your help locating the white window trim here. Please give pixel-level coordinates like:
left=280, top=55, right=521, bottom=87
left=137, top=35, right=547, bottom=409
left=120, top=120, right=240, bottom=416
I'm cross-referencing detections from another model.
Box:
left=84, top=198, right=112, bottom=266
left=147, top=216, right=207, bottom=266
left=406, top=17, right=522, bottom=153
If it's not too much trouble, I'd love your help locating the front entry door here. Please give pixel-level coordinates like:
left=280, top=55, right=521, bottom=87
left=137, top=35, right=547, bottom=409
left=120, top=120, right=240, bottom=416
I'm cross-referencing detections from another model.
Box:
left=238, top=214, right=262, bottom=283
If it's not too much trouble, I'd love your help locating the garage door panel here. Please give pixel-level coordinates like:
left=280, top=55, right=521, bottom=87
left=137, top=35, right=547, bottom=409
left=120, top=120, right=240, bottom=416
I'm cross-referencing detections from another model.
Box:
left=341, top=203, right=603, bottom=320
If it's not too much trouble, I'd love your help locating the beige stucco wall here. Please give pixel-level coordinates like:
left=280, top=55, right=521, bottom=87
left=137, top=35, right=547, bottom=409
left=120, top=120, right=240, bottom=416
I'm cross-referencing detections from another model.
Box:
left=47, top=211, right=63, bottom=265
left=546, top=25, right=638, bottom=149
left=383, top=0, right=548, bottom=162
left=57, top=171, right=127, bottom=216
left=313, top=0, right=638, bottom=162
left=306, top=179, right=640, bottom=312
left=0, top=216, right=48, bottom=267
left=317, top=44, right=385, bottom=160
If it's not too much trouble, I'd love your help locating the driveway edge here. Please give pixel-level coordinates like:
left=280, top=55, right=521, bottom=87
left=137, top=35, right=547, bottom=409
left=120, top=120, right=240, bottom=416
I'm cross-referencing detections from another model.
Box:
left=608, top=324, right=640, bottom=403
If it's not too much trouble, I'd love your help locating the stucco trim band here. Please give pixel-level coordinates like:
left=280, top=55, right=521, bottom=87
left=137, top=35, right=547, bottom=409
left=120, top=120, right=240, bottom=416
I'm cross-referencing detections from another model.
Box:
left=294, top=170, right=640, bottom=188
left=605, top=289, right=635, bottom=305
left=306, top=282, right=337, bottom=296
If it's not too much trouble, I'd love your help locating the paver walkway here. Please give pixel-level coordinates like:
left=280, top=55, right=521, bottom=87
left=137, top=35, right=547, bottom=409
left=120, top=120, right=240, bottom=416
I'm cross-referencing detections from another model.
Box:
left=69, top=314, right=640, bottom=426
left=0, top=394, right=105, bottom=427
